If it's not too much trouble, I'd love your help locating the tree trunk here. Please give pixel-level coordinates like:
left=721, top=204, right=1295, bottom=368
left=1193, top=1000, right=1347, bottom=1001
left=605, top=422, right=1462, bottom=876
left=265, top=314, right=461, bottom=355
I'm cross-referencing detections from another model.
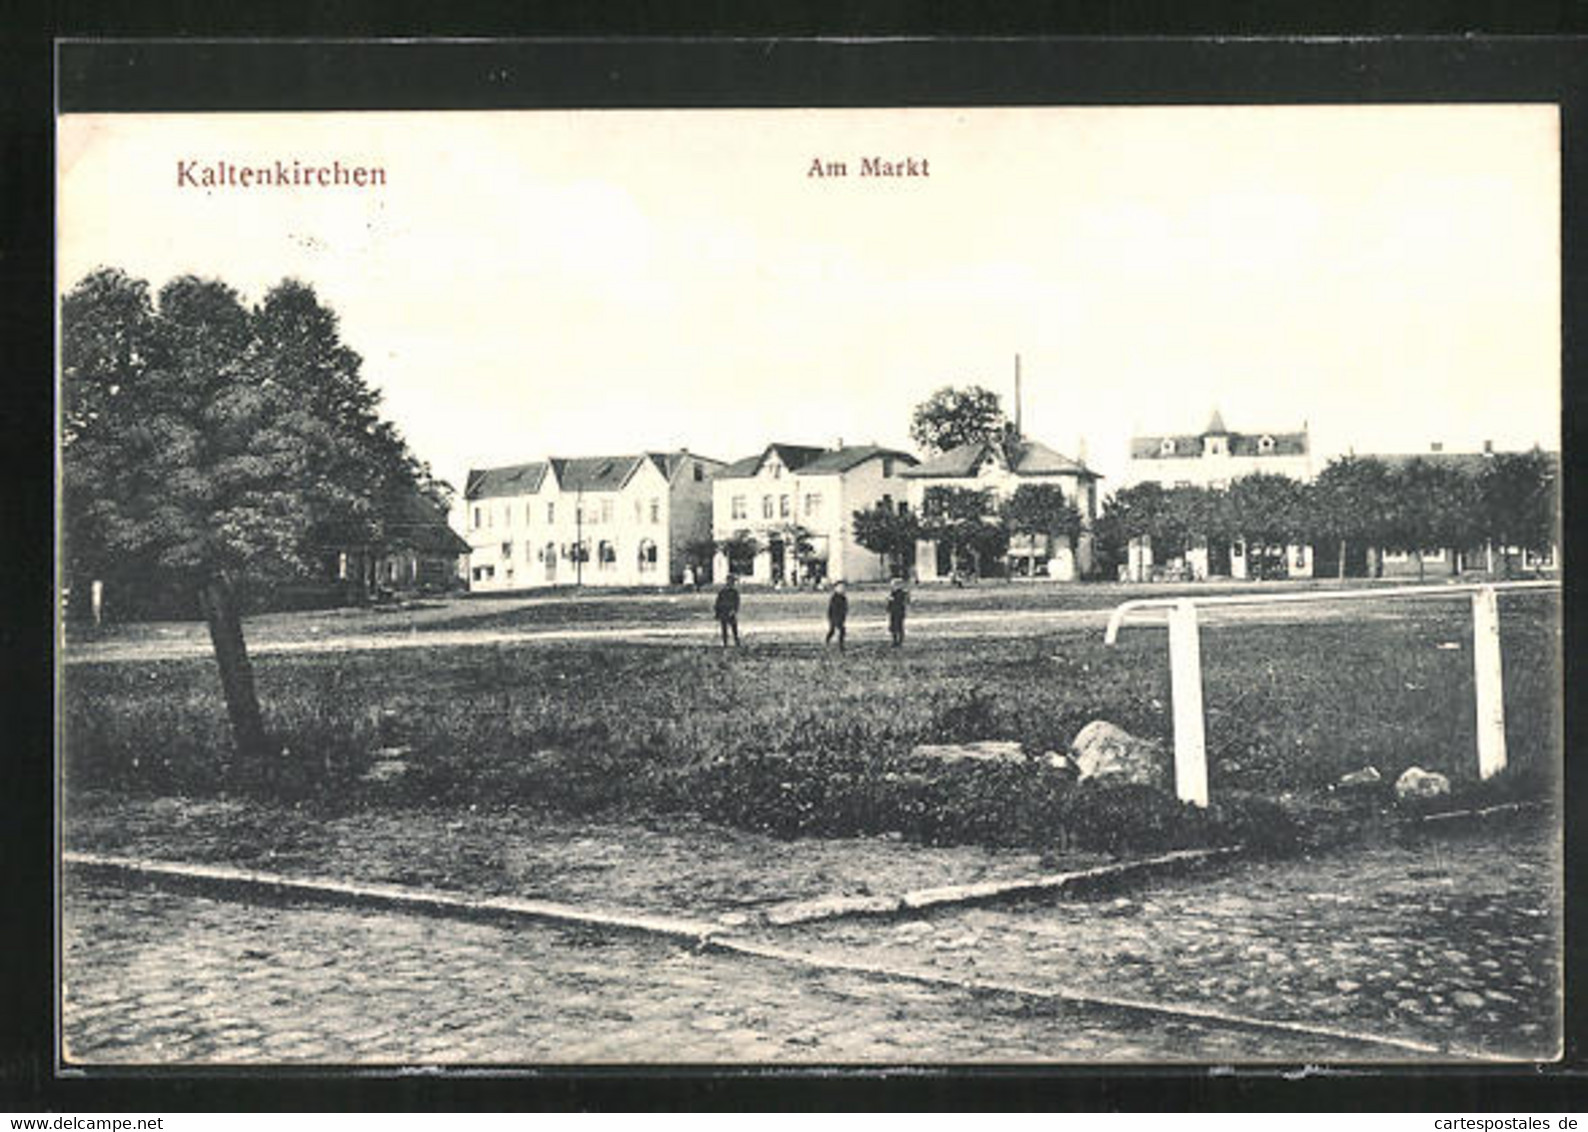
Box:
left=1415, top=551, right=1425, bottom=582
left=1337, top=539, right=1347, bottom=580
left=198, top=571, right=272, bottom=781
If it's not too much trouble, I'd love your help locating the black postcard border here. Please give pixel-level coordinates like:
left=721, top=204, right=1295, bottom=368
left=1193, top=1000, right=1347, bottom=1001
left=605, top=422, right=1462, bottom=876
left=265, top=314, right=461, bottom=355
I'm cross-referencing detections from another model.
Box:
left=12, top=32, right=1588, bottom=1112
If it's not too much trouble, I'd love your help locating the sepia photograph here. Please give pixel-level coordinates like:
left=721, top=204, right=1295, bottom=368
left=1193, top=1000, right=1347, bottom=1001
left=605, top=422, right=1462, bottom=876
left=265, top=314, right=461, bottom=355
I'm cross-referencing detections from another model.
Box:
left=57, top=88, right=1563, bottom=1068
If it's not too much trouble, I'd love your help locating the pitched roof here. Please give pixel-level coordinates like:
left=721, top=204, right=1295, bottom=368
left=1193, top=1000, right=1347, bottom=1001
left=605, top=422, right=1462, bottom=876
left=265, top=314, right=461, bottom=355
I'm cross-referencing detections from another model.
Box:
left=644, top=450, right=726, bottom=479
left=1130, top=424, right=1309, bottom=459
left=799, top=444, right=918, bottom=474
left=465, top=462, right=548, bottom=499
left=468, top=450, right=720, bottom=498
left=714, top=443, right=906, bottom=480
left=313, top=491, right=470, bottom=555
left=1205, top=408, right=1228, bottom=434
left=550, top=455, right=643, bottom=494
left=902, top=438, right=1100, bottom=480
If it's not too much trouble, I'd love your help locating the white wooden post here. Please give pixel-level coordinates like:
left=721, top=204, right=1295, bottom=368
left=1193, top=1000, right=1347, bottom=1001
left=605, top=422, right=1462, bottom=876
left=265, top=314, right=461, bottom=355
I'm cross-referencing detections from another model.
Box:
left=1472, top=585, right=1508, bottom=780
left=1168, top=599, right=1210, bottom=807
left=90, top=579, right=104, bottom=627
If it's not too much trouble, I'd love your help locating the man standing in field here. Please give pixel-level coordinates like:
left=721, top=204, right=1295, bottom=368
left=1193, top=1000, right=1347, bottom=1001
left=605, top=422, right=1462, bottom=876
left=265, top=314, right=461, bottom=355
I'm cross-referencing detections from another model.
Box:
left=715, top=574, right=741, bottom=647
left=886, top=578, right=909, bottom=647
left=825, top=580, right=848, bottom=652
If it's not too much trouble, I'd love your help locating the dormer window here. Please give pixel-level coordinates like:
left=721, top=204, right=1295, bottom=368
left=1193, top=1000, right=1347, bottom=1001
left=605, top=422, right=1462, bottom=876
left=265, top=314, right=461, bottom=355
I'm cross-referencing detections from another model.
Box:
left=1258, top=434, right=1276, bottom=454
left=1160, top=438, right=1176, bottom=456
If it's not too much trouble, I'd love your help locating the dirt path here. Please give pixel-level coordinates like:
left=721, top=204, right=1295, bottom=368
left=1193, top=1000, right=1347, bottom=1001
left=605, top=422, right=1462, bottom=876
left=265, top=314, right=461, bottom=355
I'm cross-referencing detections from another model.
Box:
left=61, top=600, right=1426, bottom=665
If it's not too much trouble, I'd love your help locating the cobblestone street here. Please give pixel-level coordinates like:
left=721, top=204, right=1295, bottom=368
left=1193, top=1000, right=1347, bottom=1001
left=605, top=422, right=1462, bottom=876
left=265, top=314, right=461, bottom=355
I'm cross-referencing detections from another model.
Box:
left=61, top=815, right=1558, bottom=1066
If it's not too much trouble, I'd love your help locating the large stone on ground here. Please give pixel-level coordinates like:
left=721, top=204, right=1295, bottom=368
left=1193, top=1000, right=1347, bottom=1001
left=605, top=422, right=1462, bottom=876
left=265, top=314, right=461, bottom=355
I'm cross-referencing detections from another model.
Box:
left=1394, top=766, right=1451, bottom=801
left=911, top=741, right=1027, bottom=766
left=1069, top=720, right=1169, bottom=789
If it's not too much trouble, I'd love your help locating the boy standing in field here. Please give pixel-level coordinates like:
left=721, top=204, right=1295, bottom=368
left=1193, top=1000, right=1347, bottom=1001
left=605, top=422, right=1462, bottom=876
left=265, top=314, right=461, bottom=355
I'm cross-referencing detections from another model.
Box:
left=715, top=575, right=741, bottom=647
left=886, top=578, right=909, bottom=647
left=825, top=580, right=848, bottom=651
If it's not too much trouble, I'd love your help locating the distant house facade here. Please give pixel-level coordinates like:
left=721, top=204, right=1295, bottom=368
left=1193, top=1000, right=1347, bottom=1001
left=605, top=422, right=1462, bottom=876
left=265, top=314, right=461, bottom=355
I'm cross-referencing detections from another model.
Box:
left=1124, top=410, right=1314, bottom=581
left=901, top=436, right=1101, bottom=582
left=710, top=443, right=919, bottom=584
left=463, top=450, right=723, bottom=590
left=317, top=490, right=471, bottom=602
left=1367, top=443, right=1560, bottom=578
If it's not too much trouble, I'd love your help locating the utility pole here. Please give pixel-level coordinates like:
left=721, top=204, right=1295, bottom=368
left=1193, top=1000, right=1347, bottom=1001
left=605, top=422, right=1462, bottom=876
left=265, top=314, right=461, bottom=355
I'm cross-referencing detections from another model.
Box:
left=575, top=487, right=584, bottom=587
left=1013, top=353, right=1022, bottom=440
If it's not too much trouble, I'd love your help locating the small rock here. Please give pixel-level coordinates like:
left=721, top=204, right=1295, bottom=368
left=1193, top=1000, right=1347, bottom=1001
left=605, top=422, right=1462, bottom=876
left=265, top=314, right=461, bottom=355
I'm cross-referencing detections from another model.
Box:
left=1395, top=766, right=1451, bottom=801
left=1070, top=720, right=1169, bottom=789
left=1043, top=751, right=1081, bottom=776
left=1334, top=979, right=1362, bottom=994
left=1337, top=766, right=1383, bottom=790
left=1452, top=990, right=1487, bottom=1009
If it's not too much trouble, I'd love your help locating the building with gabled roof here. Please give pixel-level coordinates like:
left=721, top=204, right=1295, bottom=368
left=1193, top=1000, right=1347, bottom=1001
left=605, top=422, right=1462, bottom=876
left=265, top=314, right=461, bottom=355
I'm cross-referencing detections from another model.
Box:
left=900, top=435, right=1102, bottom=581
left=711, top=442, right=918, bottom=584
left=463, top=449, right=724, bottom=589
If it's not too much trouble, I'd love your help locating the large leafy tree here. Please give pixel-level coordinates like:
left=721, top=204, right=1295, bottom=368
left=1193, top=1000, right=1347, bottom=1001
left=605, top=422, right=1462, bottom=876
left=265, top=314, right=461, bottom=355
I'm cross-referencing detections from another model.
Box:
left=908, top=385, right=1008, bottom=455
left=1001, top=483, right=1082, bottom=575
left=1224, top=473, right=1308, bottom=578
left=61, top=268, right=436, bottom=776
left=1478, top=451, right=1557, bottom=574
left=1307, top=456, right=1395, bottom=578
left=851, top=502, right=920, bottom=577
left=921, top=486, right=1006, bottom=577
left=1383, top=459, right=1482, bottom=579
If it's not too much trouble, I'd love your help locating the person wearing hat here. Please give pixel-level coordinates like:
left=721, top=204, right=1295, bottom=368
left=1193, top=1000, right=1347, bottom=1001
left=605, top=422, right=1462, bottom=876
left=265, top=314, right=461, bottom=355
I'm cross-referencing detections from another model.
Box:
left=714, top=574, right=741, bottom=647
left=886, top=577, right=909, bottom=647
left=825, top=580, right=848, bottom=652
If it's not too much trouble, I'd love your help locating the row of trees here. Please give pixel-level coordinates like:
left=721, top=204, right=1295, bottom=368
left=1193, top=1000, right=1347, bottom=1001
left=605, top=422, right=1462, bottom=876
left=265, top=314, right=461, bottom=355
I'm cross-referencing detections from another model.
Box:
left=851, top=482, right=1084, bottom=578
left=1095, top=454, right=1558, bottom=580
left=63, top=267, right=447, bottom=772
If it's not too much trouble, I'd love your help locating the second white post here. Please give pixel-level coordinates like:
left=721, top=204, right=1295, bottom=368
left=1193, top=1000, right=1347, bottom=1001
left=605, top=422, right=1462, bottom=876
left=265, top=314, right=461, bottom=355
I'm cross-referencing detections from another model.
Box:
left=1472, top=585, right=1508, bottom=780
left=1168, top=599, right=1210, bottom=807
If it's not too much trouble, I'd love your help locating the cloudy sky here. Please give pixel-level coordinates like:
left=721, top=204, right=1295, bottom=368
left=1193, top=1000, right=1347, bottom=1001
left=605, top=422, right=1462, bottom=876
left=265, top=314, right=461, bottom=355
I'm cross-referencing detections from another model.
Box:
left=58, top=105, right=1559, bottom=502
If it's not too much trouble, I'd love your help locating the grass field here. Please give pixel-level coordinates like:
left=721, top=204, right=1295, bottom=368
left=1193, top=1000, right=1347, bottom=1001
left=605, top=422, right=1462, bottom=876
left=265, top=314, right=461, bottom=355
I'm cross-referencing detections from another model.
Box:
left=62, top=589, right=1561, bottom=854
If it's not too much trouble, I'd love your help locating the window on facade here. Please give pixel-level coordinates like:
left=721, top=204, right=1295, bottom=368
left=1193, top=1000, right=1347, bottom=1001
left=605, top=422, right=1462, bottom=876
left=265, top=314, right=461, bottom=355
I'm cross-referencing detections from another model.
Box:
left=693, top=465, right=704, bottom=482
left=472, top=506, right=481, bottom=529
left=804, top=493, right=822, bottom=518
left=762, top=496, right=774, bottom=519
left=883, top=456, right=894, bottom=477
left=501, top=542, right=512, bottom=559
left=650, top=498, right=660, bottom=524
left=731, top=495, right=747, bottom=520
left=547, top=502, right=555, bottom=524
left=598, top=540, right=616, bottom=569
left=638, top=538, right=658, bottom=571
left=633, top=499, right=643, bottom=523
left=779, top=495, right=790, bottom=518
left=881, top=493, right=893, bottom=512
left=771, top=463, right=782, bottom=479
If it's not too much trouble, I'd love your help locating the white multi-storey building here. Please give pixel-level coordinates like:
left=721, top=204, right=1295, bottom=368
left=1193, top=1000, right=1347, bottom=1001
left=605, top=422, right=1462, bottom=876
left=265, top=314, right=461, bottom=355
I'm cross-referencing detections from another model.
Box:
left=463, top=450, right=723, bottom=590
left=710, top=443, right=918, bottom=584
left=1123, top=410, right=1314, bottom=580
